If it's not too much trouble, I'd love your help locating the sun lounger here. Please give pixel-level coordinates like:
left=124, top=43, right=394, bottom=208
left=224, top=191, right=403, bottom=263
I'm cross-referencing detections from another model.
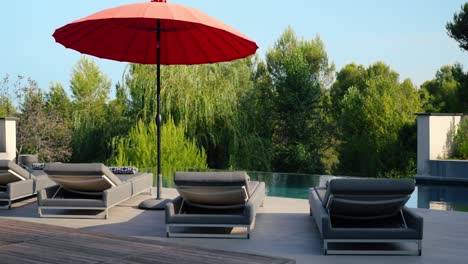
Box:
left=166, top=171, right=265, bottom=238
left=309, top=178, right=423, bottom=255
left=0, top=160, right=56, bottom=209
left=38, top=163, right=152, bottom=219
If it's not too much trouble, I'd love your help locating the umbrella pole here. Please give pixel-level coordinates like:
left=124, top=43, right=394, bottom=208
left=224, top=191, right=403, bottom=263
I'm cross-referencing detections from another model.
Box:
left=156, top=19, right=162, bottom=200
left=139, top=19, right=170, bottom=210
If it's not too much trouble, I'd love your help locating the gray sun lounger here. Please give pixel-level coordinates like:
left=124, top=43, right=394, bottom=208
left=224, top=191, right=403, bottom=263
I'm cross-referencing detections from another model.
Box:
left=38, top=163, right=152, bottom=219
left=166, top=171, right=266, bottom=239
left=0, top=160, right=56, bottom=209
left=309, top=178, right=423, bottom=255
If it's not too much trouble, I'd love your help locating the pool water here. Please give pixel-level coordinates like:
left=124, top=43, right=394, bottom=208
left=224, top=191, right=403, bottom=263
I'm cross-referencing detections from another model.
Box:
left=160, top=170, right=468, bottom=213
left=248, top=172, right=468, bottom=213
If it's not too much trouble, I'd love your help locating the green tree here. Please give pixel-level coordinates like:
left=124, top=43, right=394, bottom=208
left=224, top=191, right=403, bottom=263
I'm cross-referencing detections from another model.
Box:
left=329, top=63, right=366, bottom=117
left=266, top=26, right=335, bottom=173
left=420, top=64, right=467, bottom=113
left=0, top=74, right=18, bottom=117
left=70, top=57, right=111, bottom=113
left=69, top=57, right=113, bottom=162
left=335, top=62, right=422, bottom=177
left=447, top=3, right=468, bottom=51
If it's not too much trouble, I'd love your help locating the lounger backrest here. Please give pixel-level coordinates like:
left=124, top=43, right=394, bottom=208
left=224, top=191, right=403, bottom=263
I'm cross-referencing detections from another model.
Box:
left=325, top=178, right=414, bottom=220
left=44, top=163, right=122, bottom=193
left=174, top=171, right=251, bottom=209
left=0, top=160, right=31, bottom=185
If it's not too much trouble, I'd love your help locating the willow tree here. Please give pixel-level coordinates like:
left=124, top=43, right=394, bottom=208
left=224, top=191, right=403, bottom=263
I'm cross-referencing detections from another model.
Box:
left=121, top=58, right=271, bottom=171
left=265, top=27, right=335, bottom=173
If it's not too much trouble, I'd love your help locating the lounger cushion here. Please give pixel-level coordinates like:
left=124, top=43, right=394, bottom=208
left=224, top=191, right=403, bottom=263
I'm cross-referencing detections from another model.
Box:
left=174, top=171, right=249, bottom=186
left=174, top=171, right=256, bottom=209
left=0, top=160, right=31, bottom=185
left=44, top=163, right=122, bottom=192
left=324, top=179, right=414, bottom=220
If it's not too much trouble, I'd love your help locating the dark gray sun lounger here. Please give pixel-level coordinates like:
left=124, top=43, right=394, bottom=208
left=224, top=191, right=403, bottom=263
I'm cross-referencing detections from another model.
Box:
left=0, top=160, right=56, bottom=209
left=309, top=178, right=423, bottom=255
left=38, top=163, right=152, bottom=219
left=166, top=171, right=266, bottom=238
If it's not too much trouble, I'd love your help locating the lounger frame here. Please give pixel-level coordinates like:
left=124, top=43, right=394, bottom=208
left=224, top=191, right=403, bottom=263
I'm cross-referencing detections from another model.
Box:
left=166, top=223, right=252, bottom=239
left=323, top=239, right=422, bottom=256
left=0, top=193, right=35, bottom=209
left=38, top=186, right=152, bottom=219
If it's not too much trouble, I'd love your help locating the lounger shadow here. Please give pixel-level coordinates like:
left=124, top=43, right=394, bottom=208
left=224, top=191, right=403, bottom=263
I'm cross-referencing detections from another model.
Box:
left=309, top=178, right=423, bottom=255
left=166, top=171, right=266, bottom=238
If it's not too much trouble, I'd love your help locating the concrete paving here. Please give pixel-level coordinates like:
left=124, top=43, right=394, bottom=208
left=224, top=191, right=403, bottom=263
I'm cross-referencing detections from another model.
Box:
left=1, top=188, right=467, bottom=264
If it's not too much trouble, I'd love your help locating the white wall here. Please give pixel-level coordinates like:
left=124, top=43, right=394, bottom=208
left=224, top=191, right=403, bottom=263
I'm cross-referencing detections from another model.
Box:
left=417, top=114, right=466, bottom=177
left=0, top=118, right=17, bottom=161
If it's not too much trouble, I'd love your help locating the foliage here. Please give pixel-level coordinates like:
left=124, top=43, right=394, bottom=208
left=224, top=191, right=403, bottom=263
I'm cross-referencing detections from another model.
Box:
left=122, top=58, right=271, bottom=171
left=112, top=117, right=207, bottom=174
left=334, top=62, right=422, bottom=177
left=454, top=119, right=468, bottom=159
left=15, top=78, right=72, bottom=162
left=420, top=64, right=468, bottom=113
left=265, top=26, right=335, bottom=173
left=69, top=57, right=115, bottom=162
left=447, top=3, right=468, bottom=51
left=0, top=74, right=18, bottom=117
left=70, top=57, right=111, bottom=112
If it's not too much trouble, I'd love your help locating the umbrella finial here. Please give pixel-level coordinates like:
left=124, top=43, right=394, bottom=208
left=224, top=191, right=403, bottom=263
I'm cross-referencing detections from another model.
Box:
left=151, top=0, right=167, bottom=2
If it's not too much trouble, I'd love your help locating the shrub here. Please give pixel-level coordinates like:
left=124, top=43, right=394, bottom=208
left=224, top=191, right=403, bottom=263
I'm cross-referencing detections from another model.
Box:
left=111, top=117, right=207, bottom=173
left=454, top=119, right=468, bottom=159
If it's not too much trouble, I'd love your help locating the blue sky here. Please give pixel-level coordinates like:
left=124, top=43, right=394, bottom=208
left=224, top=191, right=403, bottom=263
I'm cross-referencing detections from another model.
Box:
left=1, top=0, right=467, bottom=94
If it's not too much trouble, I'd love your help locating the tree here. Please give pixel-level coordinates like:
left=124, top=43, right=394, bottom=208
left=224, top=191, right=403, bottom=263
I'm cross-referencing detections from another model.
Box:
left=0, top=74, right=18, bottom=117
left=15, top=78, right=72, bottom=162
left=447, top=3, right=468, bottom=51
left=121, top=58, right=271, bottom=171
left=70, top=57, right=111, bottom=113
left=420, top=64, right=468, bottom=113
left=265, top=27, right=335, bottom=173
left=335, top=62, right=422, bottom=177
left=69, top=57, right=113, bottom=162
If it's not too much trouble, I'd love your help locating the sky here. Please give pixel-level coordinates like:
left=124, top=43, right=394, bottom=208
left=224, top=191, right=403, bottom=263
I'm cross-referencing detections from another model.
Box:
left=1, top=0, right=467, bottom=95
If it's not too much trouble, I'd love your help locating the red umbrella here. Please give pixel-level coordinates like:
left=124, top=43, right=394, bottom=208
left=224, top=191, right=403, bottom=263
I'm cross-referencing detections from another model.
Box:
left=53, top=0, right=258, bottom=209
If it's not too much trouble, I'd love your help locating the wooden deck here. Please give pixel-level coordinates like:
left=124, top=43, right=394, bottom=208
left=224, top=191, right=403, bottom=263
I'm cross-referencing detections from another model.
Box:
left=0, top=219, right=294, bottom=264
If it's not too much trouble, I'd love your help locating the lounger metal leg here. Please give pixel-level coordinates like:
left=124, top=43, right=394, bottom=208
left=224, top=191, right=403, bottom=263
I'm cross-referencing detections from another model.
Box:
left=418, top=240, right=422, bottom=256
left=323, top=240, right=328, bottom=255
left=0, top=200, right=12, bottom=210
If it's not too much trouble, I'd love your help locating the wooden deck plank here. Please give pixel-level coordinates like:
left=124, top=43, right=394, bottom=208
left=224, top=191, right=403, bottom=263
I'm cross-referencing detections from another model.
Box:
left=0, top=219, right=295, bottom=264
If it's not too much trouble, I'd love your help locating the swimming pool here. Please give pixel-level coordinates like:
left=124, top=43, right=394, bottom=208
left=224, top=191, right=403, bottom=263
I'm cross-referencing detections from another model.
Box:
left=160, top=169, right=468, bottom=213
left=247, top=171, right=468, bottom=212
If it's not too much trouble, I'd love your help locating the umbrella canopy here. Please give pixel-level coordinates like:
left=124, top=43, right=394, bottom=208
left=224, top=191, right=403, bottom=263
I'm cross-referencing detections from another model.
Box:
left=53, top=0, right=258, bottom=209
left=53, top=0, right=258, bottom=65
